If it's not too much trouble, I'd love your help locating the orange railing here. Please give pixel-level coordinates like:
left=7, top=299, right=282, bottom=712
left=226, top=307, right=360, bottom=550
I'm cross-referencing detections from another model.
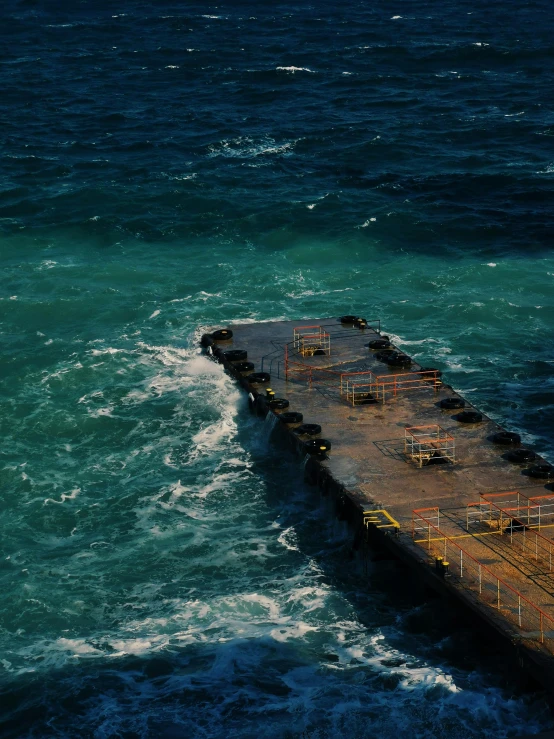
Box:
left=479, top=491, right=554, bottom=531
left=466, top=494, right=554, bottom=574
left=412, top=508, right=554, bottom=651
left=405, top=425, right=455, bottom=467
left=283, top=350, right=441, bottom=405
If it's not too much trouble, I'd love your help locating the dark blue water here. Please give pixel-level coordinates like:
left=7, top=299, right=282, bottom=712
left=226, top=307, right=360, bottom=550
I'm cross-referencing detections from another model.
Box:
left=1, top=1, right=554, bottom=736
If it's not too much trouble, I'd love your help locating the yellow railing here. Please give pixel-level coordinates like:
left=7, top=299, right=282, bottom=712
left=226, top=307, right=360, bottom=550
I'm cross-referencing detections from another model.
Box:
left=412, top=508, right=554, bottom=652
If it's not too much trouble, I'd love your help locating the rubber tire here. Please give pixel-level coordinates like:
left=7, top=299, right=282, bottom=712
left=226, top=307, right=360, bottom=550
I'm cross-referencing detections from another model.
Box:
left=269, top=398, right=289, bottom=410
left=375, top=350, right=395, bottom=361
left=248, top=372, right=270, bottom=384
left=234, top=361, right=255, bottom=373
left=313, top=349, right=326, bottom=356
left=492, top=431, right=521, bottom=446
left=385, top=353, right=412, bottom=367
left=527, top=464, right=554, bottom=480
left=507, top=449, right=536, bottom=464
left=294, top=423, right=322, bottom=436
left=223, top=349, right=247, bottom=362
left=200, top=334, right=214, bottom=348
left=304, top=438, right=332, bottom=454
left=456, top=410, right=483, bottom=423
left=440, top=398, right=465, bottom=410
left=368, top=339, right=391, bottom=350
left=340, top=315, right=358, bottom=324
left=212, top=329, right=233, bottom=341
left=279, top=412, right=303, bottom=424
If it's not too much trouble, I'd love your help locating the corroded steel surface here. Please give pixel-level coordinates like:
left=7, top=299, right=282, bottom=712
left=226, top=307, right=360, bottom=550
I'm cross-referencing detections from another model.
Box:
left=204, top=318, right=554, bottom=684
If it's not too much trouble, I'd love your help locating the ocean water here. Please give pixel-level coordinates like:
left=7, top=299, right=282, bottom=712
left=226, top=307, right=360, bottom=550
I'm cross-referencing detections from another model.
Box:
left=1, top=0, right=554, bottom=736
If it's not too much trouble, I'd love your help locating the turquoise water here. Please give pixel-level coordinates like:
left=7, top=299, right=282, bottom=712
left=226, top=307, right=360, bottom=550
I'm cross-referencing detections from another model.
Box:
left=1, top=0, right=554, bottom=736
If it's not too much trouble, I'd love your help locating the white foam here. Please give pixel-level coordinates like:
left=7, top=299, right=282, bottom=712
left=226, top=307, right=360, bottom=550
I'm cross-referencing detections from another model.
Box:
left=277, top=526, right=299, bottom=551
left=208, top=136, right=297, bottom=159
left=44, top=488, right=81, bottom=505
left=276, top=66, right=315, bottom=74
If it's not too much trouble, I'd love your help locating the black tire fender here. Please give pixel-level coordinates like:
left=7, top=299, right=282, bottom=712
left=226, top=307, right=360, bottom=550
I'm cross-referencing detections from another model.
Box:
left=293, top=423, right=322, bottom=436
left=223, top=349, right=247, bottom=362
left=492, top=431, right=521, bottom=446
left=440, top=398, right=465, bottom=410
left=248, top=372, right=271, bottom=384
left=456, top=410, right=483, bottom=423
left=212, top=329, right=233, bottom=341
left=279, top=412, right=303, bottom=424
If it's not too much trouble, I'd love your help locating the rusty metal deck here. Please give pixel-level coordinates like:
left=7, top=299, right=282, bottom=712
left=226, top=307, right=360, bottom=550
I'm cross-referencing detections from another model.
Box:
left=203, top=317, right=554, bottom=681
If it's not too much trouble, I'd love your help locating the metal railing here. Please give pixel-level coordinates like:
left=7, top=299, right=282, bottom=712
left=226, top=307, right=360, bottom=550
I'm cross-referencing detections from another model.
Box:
left=466, top=495, right=554, bottom=574
left=342, top=369, right=441, bottom=405
left=479, top=492, right=554, bottom=532
left=411, top=509, right=554, bottom=652
left=364, top=509, right=400, bottom=532
left=404, top=425, right=455, bottom=467
left=292, top=325, right=331, bottom=357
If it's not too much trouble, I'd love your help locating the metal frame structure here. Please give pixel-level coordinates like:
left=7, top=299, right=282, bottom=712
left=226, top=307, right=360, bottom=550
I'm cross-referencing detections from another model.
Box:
left=404, top=425, right=455, bottom=467
left=467, top=492, right=554, bottom=533
left=411, top=508, right=554, bottom=652
left=363, top=509, right=400, bottom=532
left=292, top=325, right=331, bottom=357
left=339, top=369, right=441, bottom=406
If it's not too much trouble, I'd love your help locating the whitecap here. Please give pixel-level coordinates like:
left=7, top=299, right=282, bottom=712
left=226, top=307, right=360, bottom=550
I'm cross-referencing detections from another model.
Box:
left=276, top=66, right=315, bottom=74
left=277, top=526, right=299, bottom=551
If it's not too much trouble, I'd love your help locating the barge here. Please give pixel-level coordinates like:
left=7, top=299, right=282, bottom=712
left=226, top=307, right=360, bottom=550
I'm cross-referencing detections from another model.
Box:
left=200, top=317, right=554, bottom=698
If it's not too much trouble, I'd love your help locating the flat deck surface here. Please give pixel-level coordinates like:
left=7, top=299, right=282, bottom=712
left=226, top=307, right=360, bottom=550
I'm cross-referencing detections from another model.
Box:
left=215, top=318, right=554, bottom=658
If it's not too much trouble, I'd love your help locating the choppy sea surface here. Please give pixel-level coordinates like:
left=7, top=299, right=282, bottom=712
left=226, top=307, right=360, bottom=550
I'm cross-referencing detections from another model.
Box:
left=1, top=1, right=554, bottom=736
